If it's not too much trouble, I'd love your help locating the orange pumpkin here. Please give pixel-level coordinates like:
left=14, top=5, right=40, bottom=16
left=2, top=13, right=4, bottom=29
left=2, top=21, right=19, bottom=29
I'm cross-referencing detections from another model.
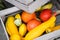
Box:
left=21, top=11, right=36, bottom=23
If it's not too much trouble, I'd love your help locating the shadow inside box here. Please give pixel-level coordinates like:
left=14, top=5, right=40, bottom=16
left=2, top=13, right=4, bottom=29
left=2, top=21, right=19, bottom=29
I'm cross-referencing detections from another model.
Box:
left=56, top=14, right=60, bottom=25
left=0, top=1, right=14, bottom=10
left=3, top=1, right=14, bottom=8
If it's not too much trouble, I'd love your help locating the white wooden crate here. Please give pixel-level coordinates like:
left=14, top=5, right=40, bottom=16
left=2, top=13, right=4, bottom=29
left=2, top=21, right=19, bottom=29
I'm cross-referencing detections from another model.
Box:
left=0, top=0, right=60, bottom=40
left=0, top=10, right=60, bottom=40
left=5, top=0, right=50, bottom=13
left=0, top=7, right=19, bottom=16
left=17, top=0, right=33, bottom=5
left=0, top=9, right=60, bottom=40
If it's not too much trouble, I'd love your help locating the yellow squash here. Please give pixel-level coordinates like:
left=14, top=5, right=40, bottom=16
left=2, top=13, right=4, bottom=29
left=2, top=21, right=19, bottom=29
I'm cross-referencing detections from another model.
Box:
left=52, top=25, right=60, bottom=31
left=35, top=3, right=52, bottom=12
left=6, top=16, right=19, bottom=35
left=19, top=23, right=27, bottom=37
left=50, top=22, right=55, bottom=28
left=46, top=22, right=55, bottom=33
left=25, top=15, right=56, bottom=40
left=46, top=25, right=60, bottom=33
left=41, top=3, right=53, bottom=10
left=15, top=13, right=21, bottom=19
left=10, top=34, right=21, bottom=40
